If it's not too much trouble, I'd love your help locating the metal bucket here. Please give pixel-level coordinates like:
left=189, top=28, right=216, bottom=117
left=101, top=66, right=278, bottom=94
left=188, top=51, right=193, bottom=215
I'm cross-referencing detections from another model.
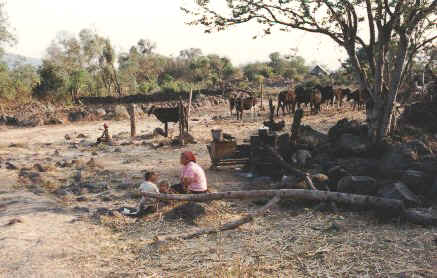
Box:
left=211, top=129, right=223, bottom=142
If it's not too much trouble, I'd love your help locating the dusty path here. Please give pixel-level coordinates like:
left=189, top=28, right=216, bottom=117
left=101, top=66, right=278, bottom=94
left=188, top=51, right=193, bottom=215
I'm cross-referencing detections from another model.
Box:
left=0, top=103, right=435, bottom=277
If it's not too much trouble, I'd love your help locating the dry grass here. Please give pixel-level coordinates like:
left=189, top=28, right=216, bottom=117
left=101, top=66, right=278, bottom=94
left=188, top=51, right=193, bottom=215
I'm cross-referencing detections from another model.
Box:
left=1, top=101, right=436, bottom=277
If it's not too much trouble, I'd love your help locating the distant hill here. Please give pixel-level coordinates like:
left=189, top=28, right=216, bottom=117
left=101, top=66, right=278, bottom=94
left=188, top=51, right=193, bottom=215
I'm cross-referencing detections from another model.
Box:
left=2, top=53, right=42, bottom=68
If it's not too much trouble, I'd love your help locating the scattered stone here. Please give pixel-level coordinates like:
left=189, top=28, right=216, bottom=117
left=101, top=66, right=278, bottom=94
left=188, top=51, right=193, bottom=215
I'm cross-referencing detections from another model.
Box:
left=400, top=170, right=428, bottom=195
left=86, top=158, right=103, bottom=169
left=327, top=166, right=350, bottom=190
left=76, top=196, right=87, bottom=202
left=64, top=134, right=71, bottom=140
left=378, top=182, right=420, bottom=207
left=77, top=133, right=88, bottom=138
left=328, top=118, right=367, bottom=141
left=291, top=149, right=312, bottom=168
left=6, top=218, right=23, bottom=226
left=95, top=207, right=114, bottom=216
left=68, top=111, right=87, bottom=122
left=5, top=162, right=18, bottom=170
left=33, top=163, right=47, bottom=172
left=72, top=207, right=90, bottom=213
left=337, top=176, right=378, bottom=195
left=92, top=151, right=98, bottom=156
left=54, top=188, right=68, bottom=196
left=336, top=133, right=368, bottom=155
left=406, top=139, right=433, bottom=156
left=297, top=125, right=329, bottom=148
left=95, top=108, right=106, bottom=118
left=114, top=148, right=122, bottom=153
left=378, top=145, right=418, bottom=177
left=82, top=183, right=108, bottom=194
left=101, top=196, right=112, bottom=202
left=311, top=173, right=329, bottom=190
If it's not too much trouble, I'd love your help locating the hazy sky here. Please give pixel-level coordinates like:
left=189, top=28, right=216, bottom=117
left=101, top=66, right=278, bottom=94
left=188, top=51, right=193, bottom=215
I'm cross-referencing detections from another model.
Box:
left=4, top=0, right=347, bottom=69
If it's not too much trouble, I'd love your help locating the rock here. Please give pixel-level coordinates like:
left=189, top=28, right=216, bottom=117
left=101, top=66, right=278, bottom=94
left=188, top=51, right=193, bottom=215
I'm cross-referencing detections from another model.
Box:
left=311, top=173, right=329, bottom=190
left=68, top=111, right=87, bottom=122
left=406, top=139, right=433, bottom=156
left=336, top=133, right=368, bottom=155
left=77, top=133, right=88, bottom=138
left=95, top=207, right=114, bottom=216
left=400, top=170, right=428, bottom=195
left=65, top=134, right=71, bottom=140
left=327, top=166, right=350, bottom=190
left=291, top=149, right=312, bottom=168
left=337, top=176, right=378, bottom=195
left=76, top=196, right=87, bottom=202
left=19, top=170, right=42, bottom=184
left=73, top=207, right=90, bottom=213
left=86, top=158, right=103, bottom=169
left=377, top=182, right=420, bottom=207
left=297, top=125, right=329, bottom=148
left=82, top=183, right=108, bottom=193
left=54, top=188, right=68, bottom=196
left=153, top=128, right=166, bottom=137
left=328, top=118, right=368, bottom=141
left=113, top=105, right=129, bottom=120
left=378, top=145, right=418, bottom=177
left=5, top=162, right=18, bottom=170
left=33, top=163, right=47, bottom=172
left=430, top=177, right=437, bottom=199
left=95, top=108, right=106, bottom=118
left=114, top=147, right=121, bottom=153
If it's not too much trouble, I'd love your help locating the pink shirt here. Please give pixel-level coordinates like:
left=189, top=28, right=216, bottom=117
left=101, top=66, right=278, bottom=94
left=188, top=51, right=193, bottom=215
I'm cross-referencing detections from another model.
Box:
left=181, top=161, right=207, bottom=192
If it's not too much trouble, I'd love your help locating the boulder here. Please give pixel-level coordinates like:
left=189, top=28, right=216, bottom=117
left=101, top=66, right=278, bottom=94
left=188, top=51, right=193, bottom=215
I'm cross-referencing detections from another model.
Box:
left=328, top=118, right=368, bottom=141
left=5, top=162, right=18, bottom=170
left=337, top=176, right=378, bottom=195
left=400, top=170, right=428, bottom=195
left=291, top=149, right=312, bottom=168
left=327, top=166, right=350, bottom=190
left=378, top=145, right=418, bottom=177
left=113, top=105, right=129, bottom=120
left=95, top=108, right=106, bottom=118
left=377, top=182, right=420, bottom=206
left=406, top=139, right=433, bottom=156
left=68, top=111, right=87, bottom=122
left=311, top=173, right=329, bottom=190
left=297, top=125, right=329, bottom=149
left=336, top=133, right=368, bottom=156
left=429, top=177, right=437, bottom=199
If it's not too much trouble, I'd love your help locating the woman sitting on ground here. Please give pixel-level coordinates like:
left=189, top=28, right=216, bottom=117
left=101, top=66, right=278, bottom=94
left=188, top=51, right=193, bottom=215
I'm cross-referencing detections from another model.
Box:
left=171, top=151, right=208, bottom=194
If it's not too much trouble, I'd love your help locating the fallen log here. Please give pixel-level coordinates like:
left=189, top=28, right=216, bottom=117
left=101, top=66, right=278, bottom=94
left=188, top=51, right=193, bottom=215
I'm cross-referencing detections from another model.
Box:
left=155, top=195, right=281, bottom=241
left=145, top=189, right=437, bottom=226
left=144, top=189, right=403, bottom=210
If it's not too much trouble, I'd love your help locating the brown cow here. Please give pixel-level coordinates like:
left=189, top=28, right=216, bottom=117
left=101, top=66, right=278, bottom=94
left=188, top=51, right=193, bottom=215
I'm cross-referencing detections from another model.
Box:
left=333, top=88, right=351, bottom=109
left=235, top=95, right=257, bottom=120
left=276, top=89, right=296, bottom=116
left=310, top=89, right=322, bottom=114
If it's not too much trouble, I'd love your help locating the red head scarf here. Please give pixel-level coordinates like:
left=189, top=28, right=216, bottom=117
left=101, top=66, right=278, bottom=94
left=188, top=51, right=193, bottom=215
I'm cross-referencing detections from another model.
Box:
left=182, top=151, right=196, bottom=164
left=103, top=123, right=108, bottom=129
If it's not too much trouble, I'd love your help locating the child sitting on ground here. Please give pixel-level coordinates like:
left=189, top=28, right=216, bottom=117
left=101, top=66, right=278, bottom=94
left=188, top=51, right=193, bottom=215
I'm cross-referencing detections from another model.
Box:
left=137, top=170, right=160, bottom=215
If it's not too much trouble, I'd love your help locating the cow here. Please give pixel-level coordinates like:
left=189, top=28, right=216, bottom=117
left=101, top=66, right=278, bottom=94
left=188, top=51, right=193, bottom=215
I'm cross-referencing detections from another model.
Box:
left=315, top=85, right=335, bottom=108
left=148, top=105, right=188, bottom=137
left=295, top=85, right=311, bottom=109
left=345, top=89, right=370, bottom=111
left=333, top=88, right=351, bottom=109
left=310, top=88, right=322, bottom=114
left=276, top=89, right=296, bottom=116
left=235, top=95, right=257, bottom=121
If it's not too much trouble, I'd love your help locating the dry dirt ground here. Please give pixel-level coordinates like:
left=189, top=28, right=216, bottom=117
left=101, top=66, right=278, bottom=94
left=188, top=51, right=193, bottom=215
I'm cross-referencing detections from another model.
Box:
left=0, top=102, right=436, bottom=277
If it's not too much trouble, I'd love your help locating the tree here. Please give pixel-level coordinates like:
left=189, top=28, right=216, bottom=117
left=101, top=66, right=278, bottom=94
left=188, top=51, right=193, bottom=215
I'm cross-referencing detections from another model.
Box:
left=182, top=0, right=437, bottom=142
left=0, top=2, right=16, bottom=57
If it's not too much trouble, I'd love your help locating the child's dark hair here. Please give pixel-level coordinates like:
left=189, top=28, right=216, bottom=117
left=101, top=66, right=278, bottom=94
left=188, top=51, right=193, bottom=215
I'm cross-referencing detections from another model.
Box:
left=144, top=171, right=156, bottom=181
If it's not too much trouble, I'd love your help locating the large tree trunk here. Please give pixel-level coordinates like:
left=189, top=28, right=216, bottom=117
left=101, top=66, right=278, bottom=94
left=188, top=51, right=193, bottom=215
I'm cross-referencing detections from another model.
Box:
left=144, top=189, right=403, bottom=211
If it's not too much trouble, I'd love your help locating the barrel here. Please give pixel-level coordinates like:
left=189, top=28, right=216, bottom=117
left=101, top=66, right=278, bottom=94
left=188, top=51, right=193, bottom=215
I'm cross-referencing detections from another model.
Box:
left=211, top=129, right=223, bottom=142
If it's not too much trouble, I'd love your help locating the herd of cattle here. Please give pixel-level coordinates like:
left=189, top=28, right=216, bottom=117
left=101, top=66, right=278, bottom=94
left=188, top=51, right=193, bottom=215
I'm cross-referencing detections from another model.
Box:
left=229, top=85, right=371, bottom=120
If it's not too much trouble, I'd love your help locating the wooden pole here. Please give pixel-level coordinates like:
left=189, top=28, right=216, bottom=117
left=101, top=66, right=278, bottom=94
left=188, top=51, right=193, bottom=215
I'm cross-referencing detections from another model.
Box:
left=188, top=87, right=193, bottom=119
left=127, top=104, right=136, bottom=137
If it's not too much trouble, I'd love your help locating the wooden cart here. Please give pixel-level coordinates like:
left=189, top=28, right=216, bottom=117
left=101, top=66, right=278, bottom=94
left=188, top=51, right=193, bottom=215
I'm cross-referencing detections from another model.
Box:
left=207, top=141, right=250, bottom=169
